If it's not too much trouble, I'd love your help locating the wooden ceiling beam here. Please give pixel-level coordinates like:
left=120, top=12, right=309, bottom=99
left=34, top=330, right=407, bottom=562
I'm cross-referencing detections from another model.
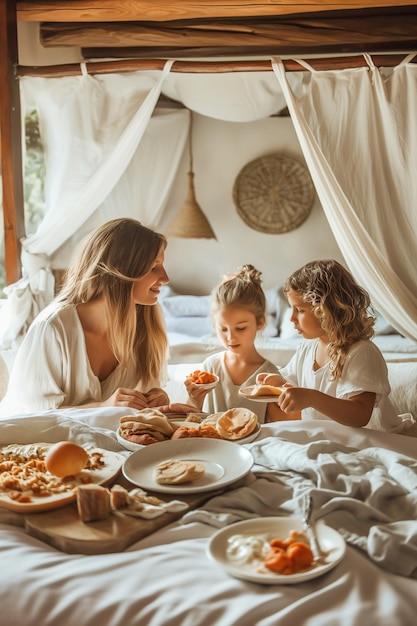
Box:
left=16, top=54, right=415, bottom=79
left=39, top=15, right=417, bottom=55
left=16, top=0, right=417, bottom=22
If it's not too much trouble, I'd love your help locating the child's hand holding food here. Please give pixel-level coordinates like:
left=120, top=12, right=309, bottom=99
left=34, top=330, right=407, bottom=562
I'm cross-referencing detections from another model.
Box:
left=184, top=370, right=219, bottom=409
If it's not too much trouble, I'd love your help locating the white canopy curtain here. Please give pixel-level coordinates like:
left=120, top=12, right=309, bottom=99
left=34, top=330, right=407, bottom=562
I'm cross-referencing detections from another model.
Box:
left=0, top=60, right=190, bottom=349
left=272, top=55, right=417, bottom=342
left=1, top=56, right=417, bottom=347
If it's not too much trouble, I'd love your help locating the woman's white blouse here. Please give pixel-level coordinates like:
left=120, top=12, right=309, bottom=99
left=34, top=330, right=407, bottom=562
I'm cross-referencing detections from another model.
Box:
left=0, top=302, right=160, bottom=416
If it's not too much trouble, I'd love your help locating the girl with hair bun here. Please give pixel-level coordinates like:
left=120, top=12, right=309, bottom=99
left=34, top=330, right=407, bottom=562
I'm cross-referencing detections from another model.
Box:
left=185, top=264, right=279, bottom=423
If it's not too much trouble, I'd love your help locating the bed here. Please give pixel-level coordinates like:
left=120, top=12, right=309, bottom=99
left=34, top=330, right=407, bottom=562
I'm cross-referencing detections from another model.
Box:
left=0, top=409, right=416, bottom=626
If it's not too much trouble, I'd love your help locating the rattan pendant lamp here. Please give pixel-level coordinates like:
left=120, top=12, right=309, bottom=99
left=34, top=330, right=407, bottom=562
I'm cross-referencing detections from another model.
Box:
left=165, top=111, right=216, bottom=240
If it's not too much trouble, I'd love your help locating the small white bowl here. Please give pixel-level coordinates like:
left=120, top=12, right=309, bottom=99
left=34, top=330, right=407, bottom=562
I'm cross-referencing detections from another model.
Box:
left=191, top=373, right=219, bottom=390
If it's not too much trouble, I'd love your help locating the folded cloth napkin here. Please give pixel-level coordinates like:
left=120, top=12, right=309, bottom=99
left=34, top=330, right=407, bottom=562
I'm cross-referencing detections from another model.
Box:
left=119, top=487, right=188, bottom=520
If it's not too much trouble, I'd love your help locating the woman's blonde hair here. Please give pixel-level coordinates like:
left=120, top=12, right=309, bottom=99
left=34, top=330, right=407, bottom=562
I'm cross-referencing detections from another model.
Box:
left=211, top=264, right=266, bottom=325
left=283, top=259, right=374, bottom=380
left=57, top=218, right=168, bottom=388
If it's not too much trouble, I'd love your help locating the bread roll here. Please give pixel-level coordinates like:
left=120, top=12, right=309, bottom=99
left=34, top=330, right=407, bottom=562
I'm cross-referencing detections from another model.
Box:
left=216, top=408, right=258, bottom=440
left=44, top=441, right=89, bottom=478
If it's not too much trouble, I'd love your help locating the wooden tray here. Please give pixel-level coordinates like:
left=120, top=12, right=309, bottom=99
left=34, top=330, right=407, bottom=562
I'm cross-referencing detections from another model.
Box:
left=0, top=474, right=227, bottom=555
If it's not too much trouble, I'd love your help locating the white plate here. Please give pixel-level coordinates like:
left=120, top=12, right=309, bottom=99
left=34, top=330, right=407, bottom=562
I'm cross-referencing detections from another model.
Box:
left=0, top=444, right=124, bottom=513
left=122, top=438, right=254, bottom=494
left=117, top=420, right=261, bottom=452
left=239, top=385, right=283, bottom=403
left=207, top=516, right=346, bottom=585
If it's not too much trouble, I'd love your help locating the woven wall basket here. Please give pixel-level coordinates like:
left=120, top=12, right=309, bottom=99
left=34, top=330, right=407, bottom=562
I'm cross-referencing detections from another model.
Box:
left=233, top=154, right=315, bottom=234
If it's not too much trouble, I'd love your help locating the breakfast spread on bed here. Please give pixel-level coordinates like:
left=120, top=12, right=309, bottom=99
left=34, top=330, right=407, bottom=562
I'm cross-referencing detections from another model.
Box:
left=118, top=407, right=258, bottom=446
left=227, top=530, right=314, bottom=575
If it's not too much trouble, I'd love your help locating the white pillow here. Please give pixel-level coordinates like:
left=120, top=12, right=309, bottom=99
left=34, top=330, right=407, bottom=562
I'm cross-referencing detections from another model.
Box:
left=165, top=315, right=214, bottom=337
left=279, top=307, right=299, bottom=339
left=373, top=312, right=396, bottom=336
left=263, top=314, right=279, bottom=338
left=265, top=287, right=281, bottom=315
left=387, top=361, right=417, bottom=417
left=161, top=295, right=211, bottom=318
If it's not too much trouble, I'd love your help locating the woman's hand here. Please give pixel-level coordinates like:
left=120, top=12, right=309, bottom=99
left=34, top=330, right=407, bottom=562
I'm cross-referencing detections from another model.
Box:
left=146, top=387, right=170, bottom=407
left=102, top=387, right=149, bottom=410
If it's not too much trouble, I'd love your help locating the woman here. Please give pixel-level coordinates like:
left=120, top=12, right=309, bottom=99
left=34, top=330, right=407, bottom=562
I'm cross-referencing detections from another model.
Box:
left=0, top=218, right=171, bottom=414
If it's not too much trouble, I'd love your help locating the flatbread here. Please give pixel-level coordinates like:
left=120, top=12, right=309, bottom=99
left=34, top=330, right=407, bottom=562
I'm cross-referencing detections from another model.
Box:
left=154, top=459, right=205, bottom=485
left=216, top=408, right=258, bottom=440
left=119, top=409, right=175, bottom=441
left=250, top=384, right=283, bottom=397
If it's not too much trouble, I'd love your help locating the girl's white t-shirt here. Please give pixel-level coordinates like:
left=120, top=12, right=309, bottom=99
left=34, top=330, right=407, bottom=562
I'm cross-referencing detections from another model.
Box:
left=0, top=302, right=162, bottom=416
left=280, top=338, right=403, bottom=431
left=200, top=351, right=279, bottom=422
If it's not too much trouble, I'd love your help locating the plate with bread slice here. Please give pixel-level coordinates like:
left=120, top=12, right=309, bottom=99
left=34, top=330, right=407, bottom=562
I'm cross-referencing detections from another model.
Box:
left=239, top=384, right=284, bottom=403
left=122, top=438, right=254, bottom=494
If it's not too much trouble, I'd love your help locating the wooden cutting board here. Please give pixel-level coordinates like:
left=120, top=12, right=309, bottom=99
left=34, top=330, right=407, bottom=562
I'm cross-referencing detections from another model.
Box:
left=0, top=475, right=227, bottom=555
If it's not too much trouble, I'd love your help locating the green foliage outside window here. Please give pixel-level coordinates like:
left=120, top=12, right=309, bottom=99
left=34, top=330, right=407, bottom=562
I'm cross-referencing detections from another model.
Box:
left=0, top=108, right=46, bottom=297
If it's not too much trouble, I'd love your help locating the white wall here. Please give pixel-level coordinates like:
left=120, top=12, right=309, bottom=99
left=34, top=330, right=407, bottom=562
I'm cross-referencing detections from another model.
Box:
left=162, top=113, right=344, bottom=294
left=17, top=23, right=344, bottom=295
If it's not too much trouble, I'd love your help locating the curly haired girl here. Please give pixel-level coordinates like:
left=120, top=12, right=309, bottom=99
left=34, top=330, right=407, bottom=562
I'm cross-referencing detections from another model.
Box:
left=258, top=259, right=404, bottom=431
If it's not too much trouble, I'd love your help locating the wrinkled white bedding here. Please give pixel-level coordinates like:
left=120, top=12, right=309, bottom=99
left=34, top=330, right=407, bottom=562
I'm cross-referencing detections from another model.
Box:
left=1, top=412, right=417, bottom=626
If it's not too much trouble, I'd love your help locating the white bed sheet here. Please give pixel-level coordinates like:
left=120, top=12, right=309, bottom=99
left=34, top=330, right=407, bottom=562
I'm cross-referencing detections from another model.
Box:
left=0, top=412, right=417, bottom=626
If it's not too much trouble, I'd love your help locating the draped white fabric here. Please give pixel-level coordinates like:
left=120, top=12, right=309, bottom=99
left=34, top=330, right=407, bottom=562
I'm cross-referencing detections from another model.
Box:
left=1, top=57, right=417, bottom=348
left=272, top=55, right=417, bottom=341
left=0, top=61, right=192, bottom=348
